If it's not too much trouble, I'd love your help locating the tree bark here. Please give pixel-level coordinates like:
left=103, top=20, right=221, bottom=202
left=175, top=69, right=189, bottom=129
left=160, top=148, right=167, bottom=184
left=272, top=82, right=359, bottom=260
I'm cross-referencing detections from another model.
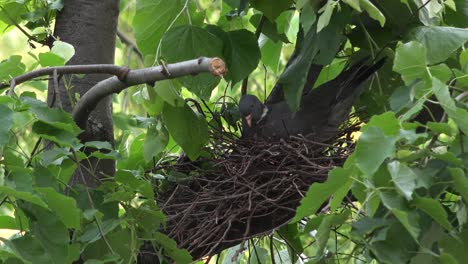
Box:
left=47, top=0, right=120, bottom=186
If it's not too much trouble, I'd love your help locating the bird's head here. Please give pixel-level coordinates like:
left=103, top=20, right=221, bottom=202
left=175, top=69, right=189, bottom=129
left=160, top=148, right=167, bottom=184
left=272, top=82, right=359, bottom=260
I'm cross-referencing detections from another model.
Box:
left=239, top=94, right=267, bottom=128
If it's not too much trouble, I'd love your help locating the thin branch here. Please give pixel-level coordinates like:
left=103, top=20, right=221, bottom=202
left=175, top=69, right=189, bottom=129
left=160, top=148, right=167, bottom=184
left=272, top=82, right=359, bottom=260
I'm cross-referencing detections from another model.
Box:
left=116, top=30, right=144, bottom=62
left=4, top=64, right=131, bottom=94
left=72, top=57, right=226, bottom=128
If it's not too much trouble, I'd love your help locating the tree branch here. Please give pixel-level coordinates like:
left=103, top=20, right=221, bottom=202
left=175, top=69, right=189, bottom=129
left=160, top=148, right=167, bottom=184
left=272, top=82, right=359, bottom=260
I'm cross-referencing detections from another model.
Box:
left=72, top=57, right=226, bottom=129
left=3, top=64, right=131, bottom=95
left=116, top=30, right=144, bottom=62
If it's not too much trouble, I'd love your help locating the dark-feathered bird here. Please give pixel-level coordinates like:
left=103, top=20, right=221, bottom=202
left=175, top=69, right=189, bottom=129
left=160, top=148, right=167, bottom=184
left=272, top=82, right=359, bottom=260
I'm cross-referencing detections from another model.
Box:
left=239, top=58, right=385, bottom=142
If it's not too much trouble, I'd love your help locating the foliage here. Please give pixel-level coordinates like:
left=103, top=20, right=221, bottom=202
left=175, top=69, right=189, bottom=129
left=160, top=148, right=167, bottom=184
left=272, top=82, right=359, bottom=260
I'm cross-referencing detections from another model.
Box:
left=0, top=0, right=467, bottom=263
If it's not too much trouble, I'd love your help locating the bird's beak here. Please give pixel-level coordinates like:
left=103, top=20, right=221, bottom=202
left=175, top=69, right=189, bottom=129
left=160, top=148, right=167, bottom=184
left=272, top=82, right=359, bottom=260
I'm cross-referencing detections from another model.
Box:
left=245, top=114, right=252, bottom=127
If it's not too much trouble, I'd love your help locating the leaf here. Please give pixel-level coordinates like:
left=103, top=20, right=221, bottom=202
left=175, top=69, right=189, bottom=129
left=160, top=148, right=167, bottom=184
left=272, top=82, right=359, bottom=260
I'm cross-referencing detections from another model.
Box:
left=249, top=0, right=293, bottom=21
left=133, top=0, right=188, bottom=56
left=32, top=121, right=80, bottom=147
left=412, top=196, right=452, bottom=230
left=387, top=161, right=417, bottom=200
left=438, top=227, right=468, bottom=264
left=317, top=0, right=335, bottom=33
left=259, top=37, right=283, bottom=74
left=432, top=77, right=468, bottom=135
left=160, top=25, right=222, bottom=99
left=409, top=26, right=468, bottom=64
left=223, top=30, right=261, bottom=84
left=143, top=124, right=168, bottom=162
left=0, top=186, right=48, bottom=208
left=27, top=99, right=82, bottom=134
left=51, top=41, right=75, bottom=63
left=355, top=126, right=396, bottom=176
left=29, top=207, right=70, bottom=264
left=293, top=167, right=350, bottom=222
left=429, top=64, right=452, bottom=83
left=0, top=216, right=19, bottom=229
left=316, top=211, right=350, bottom=255
left=162, top=102, right=208, bottom=160
left=0, top=55, right=26, bottom=83
left=343, top=0, right=361, bottom=11
left=115, top=170, right=154, bottom=199
left=35, top=187, right=82, bottom=229
left=0, top=104, right=13, bottom=148
left=78, top=218, right=121, bottom=244
left=155, top=232, right=192, bottom=263
left=38, top=52, right=66, bottom=67
left=278, top=223, right=302, bottom=263
left=278, top=29, right=319, bottom=111
left=363, top=112, right=400, bottom=136
left=153, top=80, right=184, bottom=107
left=450, top=168, right=468, bottom=203
left=380, top=192, right=421, bottom=242
left=393, top=41, right=428, bottom=85
left=359, top=0, right=385, bottom=27
left=208, top=27, right=261, bottom=84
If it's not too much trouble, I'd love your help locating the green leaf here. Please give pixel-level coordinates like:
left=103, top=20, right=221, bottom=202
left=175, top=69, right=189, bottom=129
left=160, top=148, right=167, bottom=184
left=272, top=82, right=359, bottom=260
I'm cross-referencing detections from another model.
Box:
left=50, top=41, right=75, bottom=63
left=429, top=64, right=452, bottom=83
left=363, top=112, right=400, bottom=136
left=393, top=41, right=427, bottom=85
left=0, top=186, right=48, bottom=208
left=153, top=80, right=184, bottom=107
left=35, top=187, right=82, bottom=229
left=293, top=167, right=350, bottom=222
left=343, top=0, right=361, bottom=11
left=32, top=121, right=80, bottom=147
left=115, top=170, right=154, bottom=199
left=380, top=191, right=421, bottom=242
left=278, top=224, right=302, bottom=264
left=450, top=168, right=468, bottom=203
left=0, top=104, right=13, bottom=148
left=260, top=37, right=283, bottom=74
left=0, top=216, right=19, bottom=229
left=133, top=0, right=188, bottom=56
left=38, top=52, right=65, bottom=67
left=355, top=126, right=396, bottom=176
left=5, top=234, right=52, bottom=264
left=250, top=0, right=293, bottom=21
left=316, top=211, right=350, bottom=255
left=162, top=102, right=208, bottom=160
left=387, top=161, right=417, bottom=200
left=29, top=207, right=70, bottom=264
left=78, top=218, right=121, bottom=244
left=155, top=232, right=192, bottom=263
left=409, top=26, right=468, bottom=64
left=222, top=29, right=261, bottom=84
left=432, top=77, right=468, bottom=135
left=412, top=196, right=452, bottom=230
left=27, top=99, right=81, bottom=134
left=160, top=25, right=222, bottom=99
left=143, top=124, right=168, bottom=162
left=359, top=0, right=385, bottom=27
left=0, top=55, right=26, bottom=83
left=438, top=227, right=468, bottom=264
left=317, top=0, right=335, bottom=33
left=278, top=29, right=319, bottom=111
left=0, top=3, right=27, bottom=25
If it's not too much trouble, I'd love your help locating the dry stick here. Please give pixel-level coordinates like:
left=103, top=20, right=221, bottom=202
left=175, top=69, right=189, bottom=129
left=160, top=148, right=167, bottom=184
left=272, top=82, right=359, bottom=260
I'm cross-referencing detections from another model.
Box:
left=116, top=30, right=144, bottom=62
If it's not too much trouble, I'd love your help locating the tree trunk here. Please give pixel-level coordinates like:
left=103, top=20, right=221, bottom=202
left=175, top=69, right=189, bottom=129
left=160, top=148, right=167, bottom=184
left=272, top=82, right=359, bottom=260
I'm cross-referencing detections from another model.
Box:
left=47, top=0, right=120, bottom=187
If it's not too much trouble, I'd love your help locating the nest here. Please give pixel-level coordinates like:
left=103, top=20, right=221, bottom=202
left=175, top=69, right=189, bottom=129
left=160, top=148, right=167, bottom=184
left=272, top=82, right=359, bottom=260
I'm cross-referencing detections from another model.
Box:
left=152, top=118, right=360, bottom=260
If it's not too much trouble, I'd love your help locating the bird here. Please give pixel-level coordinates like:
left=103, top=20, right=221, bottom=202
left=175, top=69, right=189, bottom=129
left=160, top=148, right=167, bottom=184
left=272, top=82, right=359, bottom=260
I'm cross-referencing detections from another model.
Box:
left=239, top=58, right=386, bottom=142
